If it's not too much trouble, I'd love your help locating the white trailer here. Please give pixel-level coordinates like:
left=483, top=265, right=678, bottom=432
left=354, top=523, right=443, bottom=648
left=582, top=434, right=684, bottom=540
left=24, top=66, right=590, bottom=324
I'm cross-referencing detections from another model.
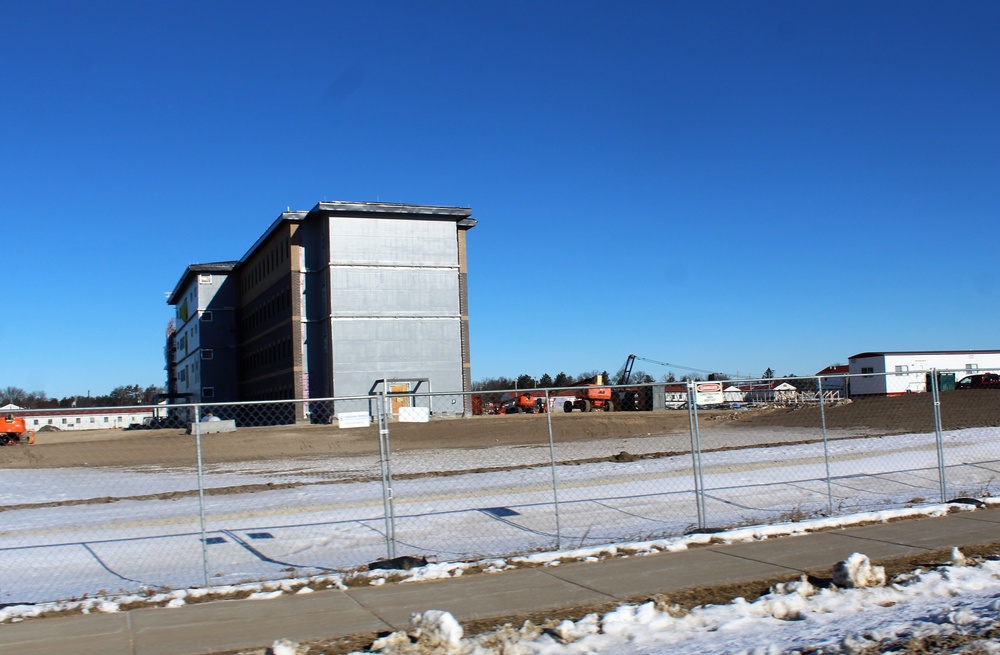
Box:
left=847, top=350, right=1000, bottom=395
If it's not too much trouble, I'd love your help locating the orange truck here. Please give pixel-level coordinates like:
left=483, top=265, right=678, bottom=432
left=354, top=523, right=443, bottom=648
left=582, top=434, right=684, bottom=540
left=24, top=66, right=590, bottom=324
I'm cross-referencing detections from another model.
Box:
left=1, top=413, right=34, bottom=445
left=563, top=374, right=615, bottom=412
left=503, top=392, right=546, bottom=414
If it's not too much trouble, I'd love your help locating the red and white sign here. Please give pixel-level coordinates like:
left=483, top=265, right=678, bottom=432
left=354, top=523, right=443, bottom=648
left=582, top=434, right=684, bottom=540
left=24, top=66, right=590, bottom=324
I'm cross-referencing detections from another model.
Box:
left=695, top=382, right=724, bottom=405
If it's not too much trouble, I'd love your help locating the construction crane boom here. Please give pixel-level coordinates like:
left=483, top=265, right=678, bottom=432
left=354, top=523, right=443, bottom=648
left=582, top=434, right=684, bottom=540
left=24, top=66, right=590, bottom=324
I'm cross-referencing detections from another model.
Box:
left=616, top=354, right=636, bottom=386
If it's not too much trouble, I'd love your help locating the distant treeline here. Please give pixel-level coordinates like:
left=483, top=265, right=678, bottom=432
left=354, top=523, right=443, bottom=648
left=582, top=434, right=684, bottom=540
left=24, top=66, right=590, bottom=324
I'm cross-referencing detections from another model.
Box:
left=0, top=384, right=164, bottom=409
left=471, top=369, right=715, bottom=392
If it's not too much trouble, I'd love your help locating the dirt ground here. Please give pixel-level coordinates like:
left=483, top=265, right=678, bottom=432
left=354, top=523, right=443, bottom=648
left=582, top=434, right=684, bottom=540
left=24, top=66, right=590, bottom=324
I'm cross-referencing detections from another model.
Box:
left=4, top=390, right=999, bottom=470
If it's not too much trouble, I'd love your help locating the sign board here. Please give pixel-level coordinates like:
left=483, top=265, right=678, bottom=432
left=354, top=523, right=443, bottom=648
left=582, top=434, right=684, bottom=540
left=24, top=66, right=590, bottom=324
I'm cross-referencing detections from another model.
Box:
left=398, top=406, right=430, bottom=423
left=337, top=411, right=372, bottom=429
left=695, top=382, right=724, bottom=406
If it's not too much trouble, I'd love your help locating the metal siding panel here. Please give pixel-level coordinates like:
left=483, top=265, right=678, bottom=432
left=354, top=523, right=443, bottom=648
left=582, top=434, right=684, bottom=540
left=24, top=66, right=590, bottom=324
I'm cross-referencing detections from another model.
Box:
left=331, top=319, right=464, bottom=396
left=328, top=218, right=458, bottom=266
left=330, top=269, right=459, bottom=316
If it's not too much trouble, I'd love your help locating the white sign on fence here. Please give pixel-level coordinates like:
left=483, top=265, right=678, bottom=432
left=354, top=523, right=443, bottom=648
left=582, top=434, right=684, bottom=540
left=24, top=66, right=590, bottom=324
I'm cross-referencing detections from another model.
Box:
left=398, top=406, right=430, bottom=423
left=695, top=382, right=725, bottom=406
left=337, top=411, right=372, bottom=429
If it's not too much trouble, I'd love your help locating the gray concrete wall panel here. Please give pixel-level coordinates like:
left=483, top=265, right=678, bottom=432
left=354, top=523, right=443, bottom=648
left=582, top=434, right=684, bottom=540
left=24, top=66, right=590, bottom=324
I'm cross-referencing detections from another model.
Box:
left=328, top=218, right=458, bottom=266
left=331, top=319, right=464, bottom=396
left=329, top=268, right=459, bottom=317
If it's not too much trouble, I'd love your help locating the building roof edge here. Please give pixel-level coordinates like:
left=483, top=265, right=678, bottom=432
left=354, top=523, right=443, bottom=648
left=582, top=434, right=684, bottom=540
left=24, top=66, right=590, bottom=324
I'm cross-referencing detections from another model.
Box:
left=166, top=261, right=239, bottom=305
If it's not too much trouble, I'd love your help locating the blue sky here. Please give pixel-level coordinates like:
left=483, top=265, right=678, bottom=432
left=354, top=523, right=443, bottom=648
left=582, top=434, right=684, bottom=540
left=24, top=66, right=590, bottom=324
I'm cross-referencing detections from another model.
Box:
left=3, top=1, right=998, bottom=398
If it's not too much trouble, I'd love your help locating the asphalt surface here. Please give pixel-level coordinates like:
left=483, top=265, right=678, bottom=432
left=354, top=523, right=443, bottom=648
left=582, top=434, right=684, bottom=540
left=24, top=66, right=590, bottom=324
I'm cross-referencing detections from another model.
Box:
left=4, top=508, right=1000, bottom=655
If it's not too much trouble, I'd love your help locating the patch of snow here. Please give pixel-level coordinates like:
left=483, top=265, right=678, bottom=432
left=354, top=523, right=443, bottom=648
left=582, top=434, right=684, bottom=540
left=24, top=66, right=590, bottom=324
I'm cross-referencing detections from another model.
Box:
left=952, top=546, right=967, bottom=566
left=832, top=552, right=886, bottom=589
left=343, top=553, right=1000, bottom=655
left=0, top=500, right=986, bottom=625
left=268, top=638, right=307, bottom=655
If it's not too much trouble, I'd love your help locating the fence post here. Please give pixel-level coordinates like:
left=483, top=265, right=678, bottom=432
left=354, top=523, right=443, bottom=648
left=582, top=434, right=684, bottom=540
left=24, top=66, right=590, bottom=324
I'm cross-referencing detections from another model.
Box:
left=686, top=382, right=707, bottom=530
left=817, top=377, right=835, bottom=515
left=376, top=391, right=397, bottom=559
left=930, top=369, right=949, bottom=502
left=544, top=390, right=562, bottom=551
left=193, top=404, right=210, bottom=588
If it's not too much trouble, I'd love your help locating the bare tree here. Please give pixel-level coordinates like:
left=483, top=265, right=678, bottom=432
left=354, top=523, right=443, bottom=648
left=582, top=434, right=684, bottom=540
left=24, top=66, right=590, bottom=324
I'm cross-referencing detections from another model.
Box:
left=0, top=386, right=26, bottom=406
left=630, top=371, right=655, bottom=384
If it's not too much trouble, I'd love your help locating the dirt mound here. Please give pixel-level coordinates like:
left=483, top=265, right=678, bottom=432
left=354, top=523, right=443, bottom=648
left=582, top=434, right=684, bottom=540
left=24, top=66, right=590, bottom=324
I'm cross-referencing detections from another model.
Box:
left=735, top=390, right=1000, bottom=434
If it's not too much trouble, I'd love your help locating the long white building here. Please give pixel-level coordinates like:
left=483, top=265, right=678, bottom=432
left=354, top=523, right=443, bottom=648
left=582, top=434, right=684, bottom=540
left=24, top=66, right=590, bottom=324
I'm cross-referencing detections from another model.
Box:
left=847, top=350, right=1000, bottom=395
left=13, top=407, right=159, bottom=431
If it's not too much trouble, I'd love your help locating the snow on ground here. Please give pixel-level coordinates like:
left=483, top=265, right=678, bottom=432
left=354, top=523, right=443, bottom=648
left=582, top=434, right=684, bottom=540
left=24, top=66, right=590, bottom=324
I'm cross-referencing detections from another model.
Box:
left=360, top=549, right=1000, bottom=655
left=0, top=502, right=987, bottom=621
left=4, top=502, right=1000, bottom=655
left=3, top=426, right=1000, bottom=606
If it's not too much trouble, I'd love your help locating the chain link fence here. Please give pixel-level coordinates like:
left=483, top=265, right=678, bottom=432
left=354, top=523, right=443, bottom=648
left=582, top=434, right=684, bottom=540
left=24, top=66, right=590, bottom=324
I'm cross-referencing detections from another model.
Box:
left=2, top=368, right=998, bottom=604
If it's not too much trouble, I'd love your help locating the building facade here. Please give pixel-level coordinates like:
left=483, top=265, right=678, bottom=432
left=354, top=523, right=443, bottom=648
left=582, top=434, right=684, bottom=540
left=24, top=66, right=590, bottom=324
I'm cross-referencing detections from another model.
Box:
left=166, top=262, right=239, bottom=404
left=847, top=350, right=1000, bottom=395
left=166, top=201, right=475, bottom=417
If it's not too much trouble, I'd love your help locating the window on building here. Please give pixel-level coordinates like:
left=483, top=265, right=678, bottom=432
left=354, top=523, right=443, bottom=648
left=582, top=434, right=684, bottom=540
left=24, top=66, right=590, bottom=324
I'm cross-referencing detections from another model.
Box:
left=202, top=349, right=214, bottom=360
left=861, top=367, right=874, bottom=376
left=33, top=419, right=38, bottom=426
left=200, top=274, right=212, bottom=284
left=202, top=387, right=215, bottom=398
left=967, top=364, right=979, bottom=372
left=895, top=365, right=908, bottom=375
left=202, top=311, right=213, bottom=322
left=76, top=418, right=81, bottom=424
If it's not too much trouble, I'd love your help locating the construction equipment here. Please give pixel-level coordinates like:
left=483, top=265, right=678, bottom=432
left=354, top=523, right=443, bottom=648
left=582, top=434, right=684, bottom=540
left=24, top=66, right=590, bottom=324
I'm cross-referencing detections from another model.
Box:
left=503, top=392, right=546, bottom=414
left=612, top=354, right=641, bottom=411
left=1, top=413, right=34, bottom=445
left=563, top=374, right=614, bottom=412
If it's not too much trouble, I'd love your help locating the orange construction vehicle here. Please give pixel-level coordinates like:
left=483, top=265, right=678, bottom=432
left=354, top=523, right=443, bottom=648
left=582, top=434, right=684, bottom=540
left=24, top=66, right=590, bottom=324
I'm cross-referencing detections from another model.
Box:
left=503, top=392, right=546, bottom=414
left=563, top=374, right=614, bottom=413
left=1, top=413, right=35, bottom=445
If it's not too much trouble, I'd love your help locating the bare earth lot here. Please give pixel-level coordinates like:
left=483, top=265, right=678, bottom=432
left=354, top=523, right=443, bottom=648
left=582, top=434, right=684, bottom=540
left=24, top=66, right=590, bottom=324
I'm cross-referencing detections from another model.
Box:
left=4, top=390, right=998, bottom=469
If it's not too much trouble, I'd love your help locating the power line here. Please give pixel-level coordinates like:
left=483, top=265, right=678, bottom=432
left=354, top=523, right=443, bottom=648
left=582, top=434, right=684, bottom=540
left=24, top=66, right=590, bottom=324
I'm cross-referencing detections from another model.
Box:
left=631, top=355, right=740, bottom=379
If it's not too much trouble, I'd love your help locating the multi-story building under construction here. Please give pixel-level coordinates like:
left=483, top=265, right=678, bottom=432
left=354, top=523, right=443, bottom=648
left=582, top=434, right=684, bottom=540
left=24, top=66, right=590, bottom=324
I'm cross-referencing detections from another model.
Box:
left=166, top=200, right=475, bottom=419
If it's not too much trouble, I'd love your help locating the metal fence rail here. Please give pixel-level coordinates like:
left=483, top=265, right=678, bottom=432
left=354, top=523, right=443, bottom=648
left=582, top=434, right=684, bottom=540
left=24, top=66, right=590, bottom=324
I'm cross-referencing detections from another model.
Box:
left=2, top=368, right=997, bottom=605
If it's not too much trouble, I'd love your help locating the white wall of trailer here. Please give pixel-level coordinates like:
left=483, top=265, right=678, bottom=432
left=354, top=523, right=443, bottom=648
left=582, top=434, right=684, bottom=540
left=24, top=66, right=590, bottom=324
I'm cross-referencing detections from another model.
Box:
left=848, top=351, right=1000, bottom=395
left=23, top=409, right=156, bottom=431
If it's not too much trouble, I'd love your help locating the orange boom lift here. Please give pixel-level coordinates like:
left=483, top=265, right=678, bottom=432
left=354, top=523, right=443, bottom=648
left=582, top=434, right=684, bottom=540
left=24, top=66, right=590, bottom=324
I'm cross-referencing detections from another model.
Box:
left=563, top=374, right=614, bottom=413
left=1, top=413, right=35, bottom=445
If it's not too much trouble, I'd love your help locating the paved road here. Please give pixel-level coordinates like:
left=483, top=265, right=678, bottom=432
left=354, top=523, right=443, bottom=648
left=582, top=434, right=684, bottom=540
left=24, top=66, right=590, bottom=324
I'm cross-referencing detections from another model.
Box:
left=4, top=508, right=1000, bottom=655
